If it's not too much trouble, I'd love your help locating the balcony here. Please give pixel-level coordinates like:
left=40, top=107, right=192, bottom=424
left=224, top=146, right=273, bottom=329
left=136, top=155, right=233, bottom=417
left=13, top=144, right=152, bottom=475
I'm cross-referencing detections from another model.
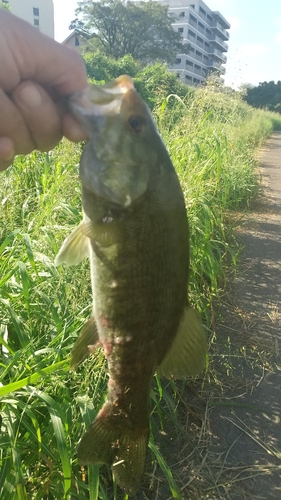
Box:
left=187, top=34, right=196, bottom=43
left=171, top=57, right=185, bottom=70
left=189, top=18, right=197, bottom=29
left=209, top=34, right=228, bottom=51
left=207, top=59, right=226, bottom=74
left=211, top=20, right=230, bottom=40
left=207, top=46, right=227, bottom=63
left=212, top=11, right=231, bottom=30
left=197, top=24, right=205, bottom=35
left=194, top=66, right=202, bottom=76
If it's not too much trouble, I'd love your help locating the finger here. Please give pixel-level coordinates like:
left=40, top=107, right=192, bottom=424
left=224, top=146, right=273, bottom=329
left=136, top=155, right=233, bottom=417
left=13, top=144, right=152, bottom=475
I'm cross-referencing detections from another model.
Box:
left=12, top=80, right=63, bottom=152
left=1, top=10, right=87, bottom=95
left=0, top=137, right=15, bottom=171
left=0, top=87, right=36, bottom=154
left=62, top=113, right=89, bottom=143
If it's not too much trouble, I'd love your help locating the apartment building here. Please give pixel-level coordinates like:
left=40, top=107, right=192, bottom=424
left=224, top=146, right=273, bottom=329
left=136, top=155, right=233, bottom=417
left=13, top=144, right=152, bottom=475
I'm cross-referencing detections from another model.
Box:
left=160, top=0, right=230, bottom=86
left=1, top=0, right=54, bottom=38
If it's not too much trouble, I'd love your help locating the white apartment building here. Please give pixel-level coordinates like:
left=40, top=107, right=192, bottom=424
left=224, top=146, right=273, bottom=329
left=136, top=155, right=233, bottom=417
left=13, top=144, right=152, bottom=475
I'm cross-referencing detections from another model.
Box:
left=1, top=0, right=54, bottom=38
left=159, top=0, right=230, bottom=86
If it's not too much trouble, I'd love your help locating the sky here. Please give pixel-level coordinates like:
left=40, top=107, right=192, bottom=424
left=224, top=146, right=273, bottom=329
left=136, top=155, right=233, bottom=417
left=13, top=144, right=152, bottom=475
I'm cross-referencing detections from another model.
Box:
left=53, top=0, right=281, bottom=89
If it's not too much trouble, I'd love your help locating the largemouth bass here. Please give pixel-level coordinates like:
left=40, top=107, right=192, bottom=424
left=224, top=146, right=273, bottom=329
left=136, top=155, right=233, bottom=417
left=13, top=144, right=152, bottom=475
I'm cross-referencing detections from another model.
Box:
left=55, top=76, right=207, bottom=495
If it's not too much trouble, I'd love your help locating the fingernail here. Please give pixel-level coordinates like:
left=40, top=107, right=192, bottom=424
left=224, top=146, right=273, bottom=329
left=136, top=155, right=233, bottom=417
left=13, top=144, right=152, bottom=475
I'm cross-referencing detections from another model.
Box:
left=18, top=82, right=42, bottom=108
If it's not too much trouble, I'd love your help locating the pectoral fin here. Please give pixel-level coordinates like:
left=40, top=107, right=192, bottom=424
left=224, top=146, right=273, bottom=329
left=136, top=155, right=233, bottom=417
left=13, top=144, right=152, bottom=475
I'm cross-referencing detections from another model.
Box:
left=157, top=306, right=207, bottom=379
left=55, top=221, right=90, bottom=266
left=70, top=316, right=99, bottom=370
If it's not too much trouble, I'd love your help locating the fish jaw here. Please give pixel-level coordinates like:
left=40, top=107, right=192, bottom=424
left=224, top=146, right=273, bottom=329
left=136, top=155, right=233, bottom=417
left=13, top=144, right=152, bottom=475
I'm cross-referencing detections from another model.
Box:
left=68, top=76, right=163, bottom=208
left=68, top=75, right=135, bottom=130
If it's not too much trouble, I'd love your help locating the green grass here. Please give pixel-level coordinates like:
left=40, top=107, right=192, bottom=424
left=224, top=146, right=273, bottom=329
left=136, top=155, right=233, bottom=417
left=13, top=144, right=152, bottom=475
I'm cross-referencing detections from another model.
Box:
left=1, top=83, right=281, bottom=499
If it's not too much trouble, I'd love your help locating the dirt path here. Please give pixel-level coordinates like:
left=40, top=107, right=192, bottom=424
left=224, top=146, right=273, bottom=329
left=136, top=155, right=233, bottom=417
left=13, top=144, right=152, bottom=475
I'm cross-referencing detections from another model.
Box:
left=209, top=132, right=281, bottom=499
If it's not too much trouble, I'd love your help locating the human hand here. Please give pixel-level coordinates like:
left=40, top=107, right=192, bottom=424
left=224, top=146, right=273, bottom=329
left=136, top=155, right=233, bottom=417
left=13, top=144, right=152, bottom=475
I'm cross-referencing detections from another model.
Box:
left=0, top=9, right=88, bottom=171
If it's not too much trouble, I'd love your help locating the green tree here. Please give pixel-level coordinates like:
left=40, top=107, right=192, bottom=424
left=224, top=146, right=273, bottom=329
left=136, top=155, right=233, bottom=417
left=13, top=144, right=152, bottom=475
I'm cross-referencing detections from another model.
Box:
left=70, top=0, right=189, bottom=64
left=1, top=1, right=11, bottom=10
left=134, top=63, right=191, bottom=109
left=242, top=81, right=281, bottom=113
left=84, top=52, right=141, bottom=81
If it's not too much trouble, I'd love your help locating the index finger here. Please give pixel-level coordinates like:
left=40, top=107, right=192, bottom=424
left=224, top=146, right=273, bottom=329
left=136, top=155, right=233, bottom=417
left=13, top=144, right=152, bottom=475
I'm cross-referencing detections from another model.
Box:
left=0, top=9, right=88, bottom=95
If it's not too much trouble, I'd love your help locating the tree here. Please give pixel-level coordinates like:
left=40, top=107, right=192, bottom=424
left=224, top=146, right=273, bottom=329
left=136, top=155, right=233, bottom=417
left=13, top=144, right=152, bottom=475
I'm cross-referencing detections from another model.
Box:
left=1, top=1, right=11, bottom=10
left=84, top=52, right=141, bottom=81
left=70, top=0, right=189, bottom=64
left=242, top=81, right=281, bottom=113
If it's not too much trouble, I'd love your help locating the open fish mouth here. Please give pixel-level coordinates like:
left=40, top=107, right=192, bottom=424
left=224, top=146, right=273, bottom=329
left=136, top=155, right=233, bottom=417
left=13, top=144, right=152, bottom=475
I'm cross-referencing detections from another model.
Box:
left=68, top=76, right=136, bottom=135
left=67, top=76, right=151, bottom=208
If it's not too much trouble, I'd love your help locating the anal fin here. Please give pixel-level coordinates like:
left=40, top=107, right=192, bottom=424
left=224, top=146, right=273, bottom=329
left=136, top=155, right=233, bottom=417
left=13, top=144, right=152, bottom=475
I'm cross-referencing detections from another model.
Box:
left=157, top=306, right=207, bottom=379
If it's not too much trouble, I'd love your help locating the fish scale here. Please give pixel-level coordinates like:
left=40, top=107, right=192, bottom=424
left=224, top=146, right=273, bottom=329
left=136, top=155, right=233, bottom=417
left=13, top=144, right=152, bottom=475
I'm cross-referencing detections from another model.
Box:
left=55, top=75, right=207, bottom=495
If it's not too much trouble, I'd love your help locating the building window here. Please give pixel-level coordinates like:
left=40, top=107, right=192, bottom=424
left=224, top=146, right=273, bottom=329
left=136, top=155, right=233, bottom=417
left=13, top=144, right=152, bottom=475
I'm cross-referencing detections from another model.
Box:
left=205, top=42, right=210, bottom=49
left=75, top=37, right=80, bottom=47
left=179, top=11, right=185, bottom=17
left=175, top=58, right=182, bottom=64
left=186, top=60, right=193, bottom=67
left=34, top=18, right=39, bottom=26
left=185, top=75, right=192, bottom=81
left=178, top=28, right=184, bottom=33
left=199, top=7, right=206, bottom=16
left=176, top=73, right=180, bottom=78
left=33, top=7, right=39, bottom=16
left=197, top=36, right=203, bottom=48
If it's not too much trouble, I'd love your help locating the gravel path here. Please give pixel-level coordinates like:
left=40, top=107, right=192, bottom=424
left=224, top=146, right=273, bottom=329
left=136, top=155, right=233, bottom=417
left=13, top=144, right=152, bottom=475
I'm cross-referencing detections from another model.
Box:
left=209, top=132, right=281, bottom=499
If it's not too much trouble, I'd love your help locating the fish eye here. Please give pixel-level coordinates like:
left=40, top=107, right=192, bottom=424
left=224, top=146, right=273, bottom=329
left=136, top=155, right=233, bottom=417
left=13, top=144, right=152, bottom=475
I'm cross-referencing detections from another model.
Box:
left=128, top=115, right=144, bottom=134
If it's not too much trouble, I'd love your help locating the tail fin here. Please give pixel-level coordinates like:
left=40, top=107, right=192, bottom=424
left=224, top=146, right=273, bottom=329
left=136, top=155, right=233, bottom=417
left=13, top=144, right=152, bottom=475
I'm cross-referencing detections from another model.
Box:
left=78, top=403, right=149, bottom=495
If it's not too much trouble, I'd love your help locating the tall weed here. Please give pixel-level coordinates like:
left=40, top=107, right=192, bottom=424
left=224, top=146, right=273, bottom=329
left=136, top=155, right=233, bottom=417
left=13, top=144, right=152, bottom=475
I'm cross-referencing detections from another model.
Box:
left=0, top=83, right=280, bottom=498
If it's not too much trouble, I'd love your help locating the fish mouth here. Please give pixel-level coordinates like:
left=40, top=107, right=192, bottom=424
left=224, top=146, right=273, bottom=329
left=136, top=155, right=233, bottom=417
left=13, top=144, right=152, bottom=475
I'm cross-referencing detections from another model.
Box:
left=68, top=76, right=135, bottom=136
left=68, top=76, right=150, bottom=208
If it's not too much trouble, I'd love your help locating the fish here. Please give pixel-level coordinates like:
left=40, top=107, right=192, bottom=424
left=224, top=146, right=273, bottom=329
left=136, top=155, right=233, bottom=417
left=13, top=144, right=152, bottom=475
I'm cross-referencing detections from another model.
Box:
left=55, top=75, right=207, bottom=495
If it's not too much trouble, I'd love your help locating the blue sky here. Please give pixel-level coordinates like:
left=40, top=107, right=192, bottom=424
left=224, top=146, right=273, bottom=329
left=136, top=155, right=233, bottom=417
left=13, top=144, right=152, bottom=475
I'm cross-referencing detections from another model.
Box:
left=53, top=0, right=281, bottom=89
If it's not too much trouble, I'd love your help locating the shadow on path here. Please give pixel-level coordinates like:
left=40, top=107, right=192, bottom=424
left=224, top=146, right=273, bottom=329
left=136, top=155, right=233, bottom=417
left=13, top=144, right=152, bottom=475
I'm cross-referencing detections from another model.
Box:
left=209, top=132, right=281, bottom=500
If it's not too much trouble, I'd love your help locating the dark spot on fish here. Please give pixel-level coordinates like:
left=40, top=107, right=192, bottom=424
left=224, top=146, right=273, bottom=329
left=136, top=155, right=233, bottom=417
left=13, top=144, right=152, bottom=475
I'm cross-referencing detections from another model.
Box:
left=127, top=115, right=144, bottom=134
